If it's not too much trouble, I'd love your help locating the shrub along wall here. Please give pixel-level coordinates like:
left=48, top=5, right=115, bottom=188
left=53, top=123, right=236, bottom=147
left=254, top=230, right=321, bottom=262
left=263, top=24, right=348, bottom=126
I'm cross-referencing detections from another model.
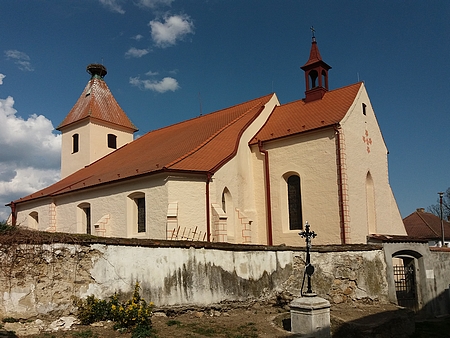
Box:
left=0, top=231, right=388, bottom=319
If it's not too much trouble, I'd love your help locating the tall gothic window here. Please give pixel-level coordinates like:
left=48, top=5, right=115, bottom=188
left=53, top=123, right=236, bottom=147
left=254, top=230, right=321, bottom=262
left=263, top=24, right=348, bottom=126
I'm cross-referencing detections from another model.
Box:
left=136, top=197, right=146, bottom=233
left=287, top=175, right=303, bottom=230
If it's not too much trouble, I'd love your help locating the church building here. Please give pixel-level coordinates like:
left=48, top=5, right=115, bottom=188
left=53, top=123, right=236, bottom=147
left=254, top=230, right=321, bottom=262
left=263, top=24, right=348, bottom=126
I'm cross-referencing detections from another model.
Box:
left=8, top=38, right=406, bottom=245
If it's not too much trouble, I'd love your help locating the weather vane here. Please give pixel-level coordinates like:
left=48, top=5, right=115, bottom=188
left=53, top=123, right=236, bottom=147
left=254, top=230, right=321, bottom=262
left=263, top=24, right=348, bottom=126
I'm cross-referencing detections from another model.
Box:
left=299, top=221, right=317, bottom=295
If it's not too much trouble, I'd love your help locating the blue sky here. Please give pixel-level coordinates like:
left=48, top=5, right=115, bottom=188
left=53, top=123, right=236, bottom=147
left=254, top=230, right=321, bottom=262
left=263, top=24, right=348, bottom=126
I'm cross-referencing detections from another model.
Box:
left=0, top=0, right=449, bottom=221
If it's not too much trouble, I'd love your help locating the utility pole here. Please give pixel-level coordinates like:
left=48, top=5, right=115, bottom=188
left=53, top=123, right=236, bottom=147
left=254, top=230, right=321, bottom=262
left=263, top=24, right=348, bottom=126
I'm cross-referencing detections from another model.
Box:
left=439, top=192, right=445, bottom=246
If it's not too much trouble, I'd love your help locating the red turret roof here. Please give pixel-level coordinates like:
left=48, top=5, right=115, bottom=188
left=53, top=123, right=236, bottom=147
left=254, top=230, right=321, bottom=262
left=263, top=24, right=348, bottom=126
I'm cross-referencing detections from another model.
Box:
left=301, top=39, right=331, bottom=70
left=57, top=74, right=138, bottom=132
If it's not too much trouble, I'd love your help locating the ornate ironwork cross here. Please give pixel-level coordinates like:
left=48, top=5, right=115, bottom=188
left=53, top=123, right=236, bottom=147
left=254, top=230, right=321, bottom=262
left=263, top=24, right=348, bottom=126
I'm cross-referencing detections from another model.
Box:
left=310, top=26, right=315, bottom=38
left=299, top=221, right=317, bottom=295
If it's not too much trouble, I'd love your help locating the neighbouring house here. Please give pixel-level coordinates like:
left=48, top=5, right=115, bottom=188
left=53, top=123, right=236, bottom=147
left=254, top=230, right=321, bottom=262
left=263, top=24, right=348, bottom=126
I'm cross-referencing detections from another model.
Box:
left=403, top=208, right=450, bottom=247
left=7, top=37, right=406, bottom=245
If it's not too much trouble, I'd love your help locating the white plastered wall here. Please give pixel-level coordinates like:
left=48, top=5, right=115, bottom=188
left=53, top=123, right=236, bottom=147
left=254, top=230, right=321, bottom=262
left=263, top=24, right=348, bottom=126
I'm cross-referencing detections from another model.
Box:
left=211, top=94, right=279, bottom=244
left=340, top=84, right=406, bottom=242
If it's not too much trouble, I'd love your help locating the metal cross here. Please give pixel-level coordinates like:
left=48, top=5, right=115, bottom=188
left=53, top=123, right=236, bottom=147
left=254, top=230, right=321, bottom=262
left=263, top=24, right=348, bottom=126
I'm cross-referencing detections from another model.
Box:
left=299, top=221, right=317, bottom=295
left=310, top=26, right=316, bottom=40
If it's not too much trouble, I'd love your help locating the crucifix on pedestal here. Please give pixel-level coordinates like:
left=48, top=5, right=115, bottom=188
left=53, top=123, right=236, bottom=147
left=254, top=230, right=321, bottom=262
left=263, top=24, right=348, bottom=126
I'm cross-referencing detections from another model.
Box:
left=299, top=221, right=317, bottom=296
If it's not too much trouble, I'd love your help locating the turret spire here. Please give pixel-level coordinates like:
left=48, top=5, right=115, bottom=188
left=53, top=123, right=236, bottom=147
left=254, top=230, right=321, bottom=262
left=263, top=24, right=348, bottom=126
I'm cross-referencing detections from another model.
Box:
left=301, top=30, right=332, bottom=103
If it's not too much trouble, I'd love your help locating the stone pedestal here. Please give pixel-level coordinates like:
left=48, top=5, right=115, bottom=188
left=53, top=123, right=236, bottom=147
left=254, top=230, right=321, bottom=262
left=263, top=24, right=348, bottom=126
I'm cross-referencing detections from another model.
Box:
left=290, top=295, right=331, bottom=337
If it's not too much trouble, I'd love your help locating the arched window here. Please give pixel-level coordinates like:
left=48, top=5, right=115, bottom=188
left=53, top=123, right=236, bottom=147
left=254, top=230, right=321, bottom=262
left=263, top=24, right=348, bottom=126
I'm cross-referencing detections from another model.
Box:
left=321, top=70, right=327, bottom=89
left=78, top=203, right=91, bottom=234
left=107, top=133, right=117, bottom=149
left=366, top=172, right=376, bottom=233
left=287, top=175, right=303, bottom=230
left=28, top=211, right=39, bottom=229
left=221, top=188, right=234, bottom=237
left=308, top=70, right=318, bottom=89
left=128, top=192, right=146, bottom=233
left=72, top=134, right=79, bottom=153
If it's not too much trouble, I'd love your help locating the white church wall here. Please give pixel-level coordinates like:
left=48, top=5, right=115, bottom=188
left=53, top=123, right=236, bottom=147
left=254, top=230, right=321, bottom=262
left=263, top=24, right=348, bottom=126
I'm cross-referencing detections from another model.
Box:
left=166, top=176, right=206, bottom=239
left=211, top=94, right=279, bottom=244
left=60, top=120, right=134, bottom=179
left=60, top=120, right=91, bottom=179
left=250, top=148, right=270, bottom=245
left=264, top=128, right=341, bottom=246
left=13, top=199, right=52, bottom=231
left=340, top=84, right=406, bottom=243
left=37, top=175, right=169, bottom=238
left=88, top=121, right=134, bottom=165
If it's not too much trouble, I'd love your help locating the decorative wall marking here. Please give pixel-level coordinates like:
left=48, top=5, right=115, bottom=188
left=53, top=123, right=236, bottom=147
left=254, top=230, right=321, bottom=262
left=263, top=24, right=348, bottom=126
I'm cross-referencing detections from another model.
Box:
left=362, top=130, right=373, bottom=153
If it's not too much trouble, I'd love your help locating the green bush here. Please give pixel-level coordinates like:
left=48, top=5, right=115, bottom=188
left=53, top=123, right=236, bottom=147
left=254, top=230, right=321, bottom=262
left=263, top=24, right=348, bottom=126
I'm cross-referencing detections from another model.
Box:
left=74, top=282, right=153, bottom=335
left=0, top=220, right=12, bottom=233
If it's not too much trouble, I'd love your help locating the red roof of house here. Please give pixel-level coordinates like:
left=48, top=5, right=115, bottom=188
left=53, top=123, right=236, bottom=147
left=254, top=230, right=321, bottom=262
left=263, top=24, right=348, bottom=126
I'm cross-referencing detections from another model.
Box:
left=57, top=75, right=138, bottom=132
left=15, top=93, right=274, bottom=203
left=250, top=82, right=362, bottom=144
left=403, top=209, right=450, bottom=240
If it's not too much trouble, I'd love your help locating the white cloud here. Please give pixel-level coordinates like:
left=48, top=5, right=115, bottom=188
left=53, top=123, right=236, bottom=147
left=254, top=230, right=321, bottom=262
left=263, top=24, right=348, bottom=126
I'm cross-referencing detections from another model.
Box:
left=129, top=76, right=179, bottom=93
left=132, top=34, right=144, bottom=41
left=149, top=14, right=194, bottom=48
left=99, top=0, right=125, bottom=14
left=4, top=50, right=34, bottom=71
left=0, top=95, right=61, bottom=221
left=0, top=74, right=5, bottom=85
left=145, top=70, right=159, bottom=76
left=137, top=0, right=174, bottom=8
left=125, top=47, right=150, bottom=58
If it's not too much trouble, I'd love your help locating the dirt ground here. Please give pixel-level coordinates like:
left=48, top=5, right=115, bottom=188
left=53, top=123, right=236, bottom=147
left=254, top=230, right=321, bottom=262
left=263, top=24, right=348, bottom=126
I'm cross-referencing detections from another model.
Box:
left=2, top=304, right=291, bottom=338
left=1, top=302, right=445, bottom=338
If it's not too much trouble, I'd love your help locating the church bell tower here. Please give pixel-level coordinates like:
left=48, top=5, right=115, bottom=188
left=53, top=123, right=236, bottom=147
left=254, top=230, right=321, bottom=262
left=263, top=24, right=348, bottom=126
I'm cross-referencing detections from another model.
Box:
left=301, top=29, right=332, bottom=103
left=57, top=64, right=138, bottom=178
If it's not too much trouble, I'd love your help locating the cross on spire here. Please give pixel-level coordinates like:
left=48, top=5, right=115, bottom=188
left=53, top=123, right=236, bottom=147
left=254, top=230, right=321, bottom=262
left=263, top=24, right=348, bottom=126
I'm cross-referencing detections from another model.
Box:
left=310, top=26, right=316, bottom=42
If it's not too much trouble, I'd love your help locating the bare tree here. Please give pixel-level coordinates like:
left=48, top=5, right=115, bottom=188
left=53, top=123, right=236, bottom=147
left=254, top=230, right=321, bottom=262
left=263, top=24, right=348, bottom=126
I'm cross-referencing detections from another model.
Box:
left=427, top=187, right=450, bottom=220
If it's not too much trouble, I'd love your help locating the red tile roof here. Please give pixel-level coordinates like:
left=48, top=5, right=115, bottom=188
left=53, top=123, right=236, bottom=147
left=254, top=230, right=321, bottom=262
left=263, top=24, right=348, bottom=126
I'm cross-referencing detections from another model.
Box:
left=250, top=82, right=362, bottom=144
left=15, top=94, right=274, bottom=203
left=403, top=209, right=450, bottom=240
left=57, top=76, right=138, bottom=132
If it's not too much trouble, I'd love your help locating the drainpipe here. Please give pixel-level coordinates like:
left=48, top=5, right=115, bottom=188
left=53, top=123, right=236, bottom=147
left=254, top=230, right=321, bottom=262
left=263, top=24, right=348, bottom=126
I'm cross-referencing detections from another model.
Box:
left=258, top=140, right=273, bottom=246
left=206, top=172, right=212, bottom=242
left=10, top=201, right=17, bottom=226
left=334, top=125, right=347, bottom=244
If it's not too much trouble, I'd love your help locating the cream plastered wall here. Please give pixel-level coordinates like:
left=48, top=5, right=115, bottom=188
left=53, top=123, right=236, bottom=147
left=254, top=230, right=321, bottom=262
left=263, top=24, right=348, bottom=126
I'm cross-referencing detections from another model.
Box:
left=60, top=120, right=90, bottom=179
left=249, top=148, right=270, bottom=245
left=30, top=174, right=169, bottom=238
left=14, top=198, right=53, bottom=230
left=339, top=84, right=405, bottom=243
left=60, top=120, right=134, bottom=178
left=166, top=176, right=207, bottom=238
left=210, top=94, right=279, bottom=244
left=262, top=129, right=341, bottom=246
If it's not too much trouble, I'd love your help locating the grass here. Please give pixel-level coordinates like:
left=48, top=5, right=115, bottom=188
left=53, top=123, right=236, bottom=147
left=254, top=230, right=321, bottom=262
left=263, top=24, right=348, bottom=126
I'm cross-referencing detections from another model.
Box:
left=72, top=330, right=99, bottom=338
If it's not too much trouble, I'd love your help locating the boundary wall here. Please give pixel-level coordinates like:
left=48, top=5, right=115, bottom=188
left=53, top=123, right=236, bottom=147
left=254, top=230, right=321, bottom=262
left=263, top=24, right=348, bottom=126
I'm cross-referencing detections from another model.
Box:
left=0, top=236, right=448, bottom=319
